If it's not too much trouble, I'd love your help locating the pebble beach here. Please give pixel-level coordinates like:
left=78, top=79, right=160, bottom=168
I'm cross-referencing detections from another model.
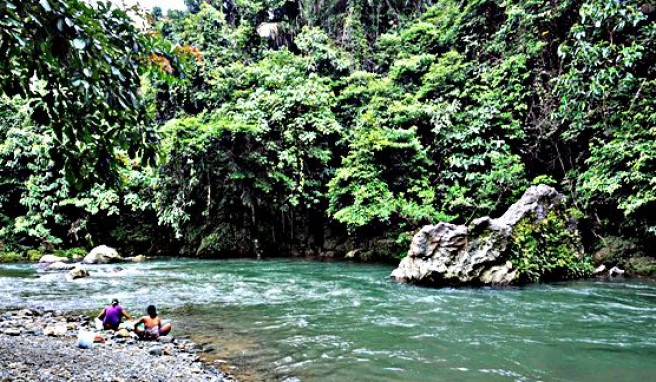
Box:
left=0, top=309, right=235, bottom=382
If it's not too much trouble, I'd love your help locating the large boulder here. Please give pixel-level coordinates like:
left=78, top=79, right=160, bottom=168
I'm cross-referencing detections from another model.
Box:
left=391, top=185, right=592, bottom=286
left=82, top=245, right=122, bottom=264
left=39, top=255, right=70, bottom=264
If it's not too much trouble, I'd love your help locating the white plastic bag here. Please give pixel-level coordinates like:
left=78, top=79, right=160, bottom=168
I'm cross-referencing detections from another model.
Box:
left=77, top=330, right=96, bottom=349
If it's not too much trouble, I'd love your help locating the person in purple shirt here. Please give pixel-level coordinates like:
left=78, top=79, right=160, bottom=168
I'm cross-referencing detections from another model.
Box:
left=97, top=298, right=132, bottom=330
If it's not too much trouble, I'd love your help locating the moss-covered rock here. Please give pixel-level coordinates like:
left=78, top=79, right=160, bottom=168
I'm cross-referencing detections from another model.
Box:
left=391, top=185, right=592, bottom=286
left=590, top=237, right=656, bottom=277
left=593, top=236, right=643, bottom=267
left=510, top=208, right=592, bottom=283
left=625, top=257, right=656, bottom=277
left=196, top=223, right=253, bottom=258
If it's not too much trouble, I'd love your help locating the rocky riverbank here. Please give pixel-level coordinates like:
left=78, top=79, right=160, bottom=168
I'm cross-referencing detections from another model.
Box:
left=0, top=309, right=236, bottom=381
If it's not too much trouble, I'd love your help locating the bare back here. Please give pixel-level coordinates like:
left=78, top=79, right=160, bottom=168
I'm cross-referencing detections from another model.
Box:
left=141, top=315, right=161, bottom=329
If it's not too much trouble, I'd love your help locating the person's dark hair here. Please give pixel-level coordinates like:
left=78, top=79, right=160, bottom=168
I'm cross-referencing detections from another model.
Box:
left=147, top=305, right=157, bottom=318
left=111, top=298, right=119, bottom=306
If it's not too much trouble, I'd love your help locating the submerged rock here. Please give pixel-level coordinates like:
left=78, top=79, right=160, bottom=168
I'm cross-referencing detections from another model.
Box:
left=66, top=266, right=90, bottom=281
left=126, top=255, right=147, bottom=262
left=45, top=262, right=76, bottom=272
left=83, top=245, right=122, bottom=264
left=391, top=185, right=592, bottom=286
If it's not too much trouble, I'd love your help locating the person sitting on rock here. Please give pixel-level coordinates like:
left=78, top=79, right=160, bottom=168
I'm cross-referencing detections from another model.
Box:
left=97, top=298, right=132, bottom=330
left=134, top=305, right=172, bottom=340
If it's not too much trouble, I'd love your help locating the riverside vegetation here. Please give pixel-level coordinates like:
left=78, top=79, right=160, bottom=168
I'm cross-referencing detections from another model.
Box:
left=1, top=0, right=655, bottom=279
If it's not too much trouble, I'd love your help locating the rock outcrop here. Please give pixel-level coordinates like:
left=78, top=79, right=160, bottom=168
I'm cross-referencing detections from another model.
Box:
left=83, top=245, right=122, bottom=264
left=391, top=185, right=591, bottom=286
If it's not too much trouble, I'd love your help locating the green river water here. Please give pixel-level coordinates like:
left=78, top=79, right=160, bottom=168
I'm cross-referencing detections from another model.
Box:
left=1, top=258, right=655, bottom=381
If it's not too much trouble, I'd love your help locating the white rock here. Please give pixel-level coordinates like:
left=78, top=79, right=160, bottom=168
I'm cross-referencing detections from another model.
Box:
left=116, top=328, right=131, bottom=338
left=83, top=245, right=122, bottom=264
left=594, top=264, right=606, bottom=275
left=38, top=255, right=69, bottom=264
left=3, top=328, right=21, bottom=336
left=45, top=262, right=76, bottom=271
left=15, top=309, right=34, bottom=317
left=126, top=255, right=147, bottom=262
left=43, top=325, right=67, bottom=336
left=609, top=266, right=625, bottom=277
left=345, top=250, right=359, bottom=259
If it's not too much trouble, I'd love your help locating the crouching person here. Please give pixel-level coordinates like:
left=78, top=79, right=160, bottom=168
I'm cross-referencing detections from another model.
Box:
left=134, top=305, right=172, bottom=340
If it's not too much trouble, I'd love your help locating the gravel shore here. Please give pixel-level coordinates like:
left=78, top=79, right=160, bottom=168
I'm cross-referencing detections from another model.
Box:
left=0, top=309, right=235, bottom=382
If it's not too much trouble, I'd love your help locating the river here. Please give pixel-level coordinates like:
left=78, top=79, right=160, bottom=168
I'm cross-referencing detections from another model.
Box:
left=1, top=258, right=655, bottom=381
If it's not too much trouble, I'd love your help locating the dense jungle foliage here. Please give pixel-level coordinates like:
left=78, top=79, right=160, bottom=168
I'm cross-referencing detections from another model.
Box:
left=0, top=0, right=655, bottom=272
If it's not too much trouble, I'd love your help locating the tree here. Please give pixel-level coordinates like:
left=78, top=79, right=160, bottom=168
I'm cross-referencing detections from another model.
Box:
left=0, top=0, right=158, bottom=185
left=0, top=95, right=158, bottom=250
left=156, top=40, right=342, bottom=256
left=152, top=6, right=163, bottom=21
left=556, top=0, right=656, bottom=238
left=185, top=0, right=202, bottom=13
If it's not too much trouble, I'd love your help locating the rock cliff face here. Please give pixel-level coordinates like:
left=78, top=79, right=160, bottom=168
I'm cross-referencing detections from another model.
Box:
left=390, top=185, right=591, bottom=286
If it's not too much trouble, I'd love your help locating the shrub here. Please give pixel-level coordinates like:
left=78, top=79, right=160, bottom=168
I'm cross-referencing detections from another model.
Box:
left=510, top=208, right=593, bottom=283
left=0, top=252, right=24, bottom=263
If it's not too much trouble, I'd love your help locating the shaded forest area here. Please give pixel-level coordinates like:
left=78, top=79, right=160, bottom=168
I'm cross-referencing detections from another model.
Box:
left=1, top=0, right=655, bottom=273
